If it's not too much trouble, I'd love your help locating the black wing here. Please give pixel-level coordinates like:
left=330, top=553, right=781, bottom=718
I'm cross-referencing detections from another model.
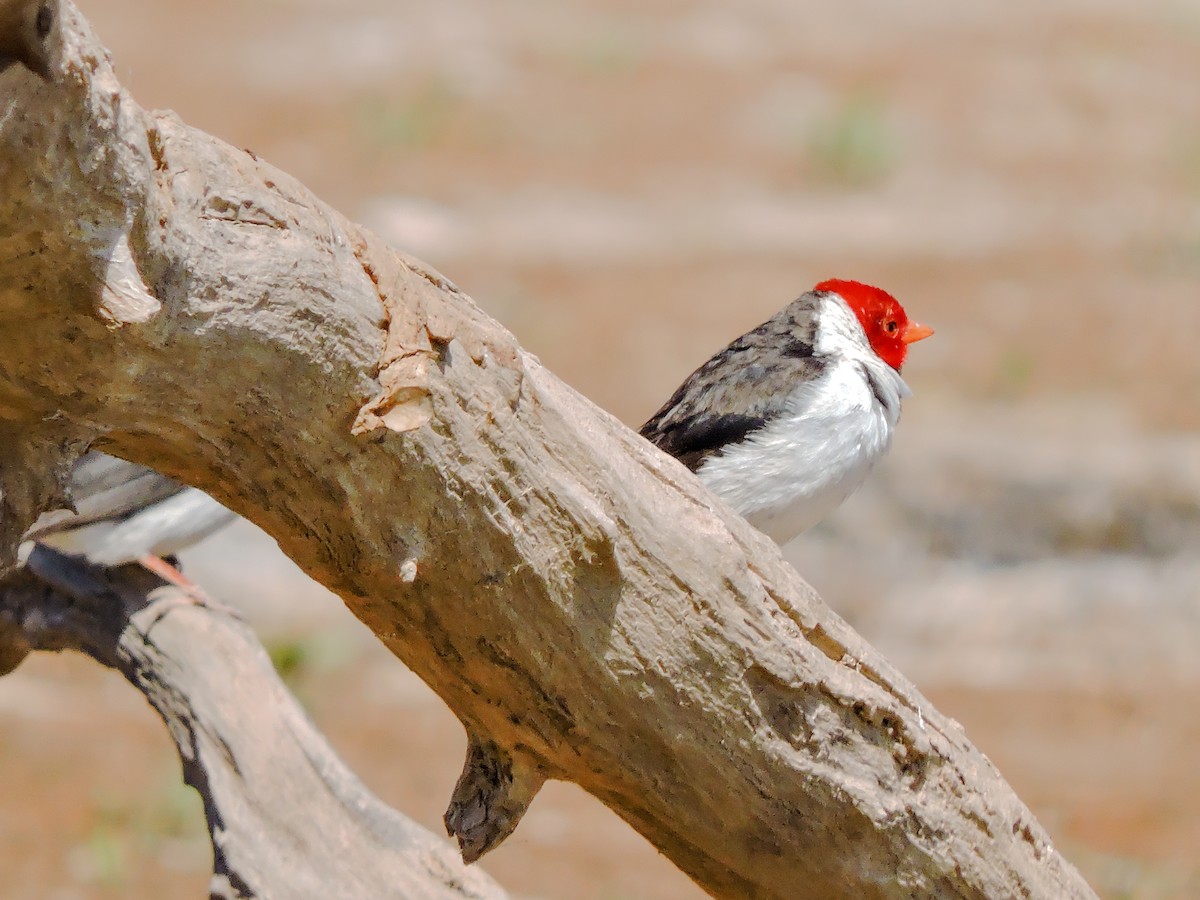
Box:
left=639, top=295, right=827, bottom=471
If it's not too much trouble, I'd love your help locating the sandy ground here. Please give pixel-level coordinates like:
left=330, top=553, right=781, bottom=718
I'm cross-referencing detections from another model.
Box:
left=3, top=0, right=1200, bottom=897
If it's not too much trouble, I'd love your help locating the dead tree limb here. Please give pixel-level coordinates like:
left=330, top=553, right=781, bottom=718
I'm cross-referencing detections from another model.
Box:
left=0, top=4, right=1097, bottom=898
left=0, top=546, right=507, bottom=900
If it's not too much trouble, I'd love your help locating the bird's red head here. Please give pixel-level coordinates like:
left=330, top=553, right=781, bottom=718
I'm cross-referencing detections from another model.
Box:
left=814, top=278, right=933, bottom=371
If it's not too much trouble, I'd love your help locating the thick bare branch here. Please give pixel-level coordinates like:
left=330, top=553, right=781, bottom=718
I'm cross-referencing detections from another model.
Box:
left=0, top=5, right=1097, bottom=898
left=0, top=546, right=507, bottom=900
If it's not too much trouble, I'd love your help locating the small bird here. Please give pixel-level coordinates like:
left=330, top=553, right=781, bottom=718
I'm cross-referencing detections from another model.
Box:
left=21, top=452, right=237, bottom=587
left=640, top=279, right=932, bottom=544
left=0, top=0, right=54, bottom=79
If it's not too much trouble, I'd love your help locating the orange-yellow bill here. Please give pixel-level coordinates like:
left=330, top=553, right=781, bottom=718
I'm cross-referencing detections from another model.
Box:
left=901, top=322, right=934, bottom=344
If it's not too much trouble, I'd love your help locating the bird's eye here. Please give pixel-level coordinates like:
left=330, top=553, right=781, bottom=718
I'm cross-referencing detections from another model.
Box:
left=884, top=320, right=898, bottom=333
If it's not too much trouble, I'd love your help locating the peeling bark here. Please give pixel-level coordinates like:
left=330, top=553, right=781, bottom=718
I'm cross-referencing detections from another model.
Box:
left=0, top=5, right=1099, bottom=898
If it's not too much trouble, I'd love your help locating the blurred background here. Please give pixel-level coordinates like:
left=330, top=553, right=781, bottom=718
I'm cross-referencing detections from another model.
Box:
left=3, top=0, right=1200, bottom=896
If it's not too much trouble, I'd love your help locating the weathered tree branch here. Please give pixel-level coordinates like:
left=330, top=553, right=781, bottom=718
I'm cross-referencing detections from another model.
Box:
left=0, top=546, right=507, bottom=900
left=0, top=4, right=1097, bottom=897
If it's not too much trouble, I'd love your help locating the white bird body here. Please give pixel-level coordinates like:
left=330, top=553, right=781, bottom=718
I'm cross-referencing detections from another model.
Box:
left=640, top=281, right=929, bottom=545
left=697, top=354, right=908, bottom=543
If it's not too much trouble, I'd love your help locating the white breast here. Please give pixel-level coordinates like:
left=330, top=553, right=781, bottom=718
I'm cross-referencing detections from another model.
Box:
left=695, top=297, right=909, bottom=545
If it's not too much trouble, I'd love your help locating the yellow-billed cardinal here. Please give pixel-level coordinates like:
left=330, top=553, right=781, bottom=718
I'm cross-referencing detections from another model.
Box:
left=21, top=452, right=236, bottom=588
left=640, top=279, right=932, bottom=544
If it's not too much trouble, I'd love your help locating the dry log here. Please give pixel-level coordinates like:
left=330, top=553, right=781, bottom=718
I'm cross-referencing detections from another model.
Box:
left=0, top=4, right=1098, bottom=897
left=0, top=546, right=507, bottom=900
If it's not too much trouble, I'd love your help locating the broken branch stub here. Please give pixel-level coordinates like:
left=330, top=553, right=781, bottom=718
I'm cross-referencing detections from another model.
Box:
left=445, top=735, right=546, bottom=864
left=0, top=5, right=1098, bottom=899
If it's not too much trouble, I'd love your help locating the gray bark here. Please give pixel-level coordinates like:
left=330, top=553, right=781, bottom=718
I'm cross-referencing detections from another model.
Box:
left=0, top=3, right=1098, bottom=898
left=0, top=546, right=507, bottom=900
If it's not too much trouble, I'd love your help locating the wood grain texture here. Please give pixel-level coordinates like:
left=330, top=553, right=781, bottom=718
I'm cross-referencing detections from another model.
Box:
left=0, top=5, right=1097, bottom=898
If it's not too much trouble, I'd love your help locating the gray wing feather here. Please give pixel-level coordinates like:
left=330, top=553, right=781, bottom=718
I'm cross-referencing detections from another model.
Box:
left=23, top=453, right=184, bottom=538
left=639, top=293, right=827, bottom=470
left=22, top=452, right=236, bottom=564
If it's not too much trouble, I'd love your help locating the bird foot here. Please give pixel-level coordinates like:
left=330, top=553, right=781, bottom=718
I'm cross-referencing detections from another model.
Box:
left=135, top=554, right=242, bottom=626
